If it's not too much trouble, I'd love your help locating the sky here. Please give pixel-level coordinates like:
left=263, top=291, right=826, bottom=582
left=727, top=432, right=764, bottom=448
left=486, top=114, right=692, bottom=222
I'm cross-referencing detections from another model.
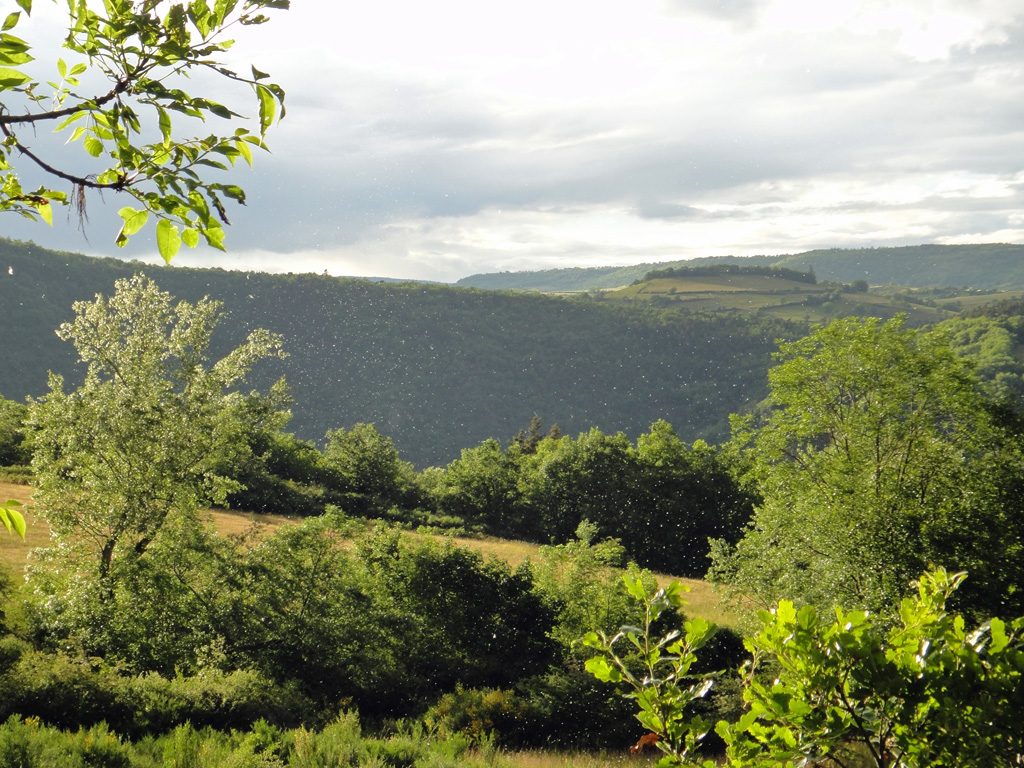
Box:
left=5, top=0, right=1024, bottom=282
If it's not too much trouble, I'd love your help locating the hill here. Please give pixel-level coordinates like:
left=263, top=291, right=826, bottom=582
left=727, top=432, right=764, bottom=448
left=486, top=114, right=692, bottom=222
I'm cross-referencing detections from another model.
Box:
left=457, top=243, right=1024, bottom=292
left=0, top=238, right=800, bottom=467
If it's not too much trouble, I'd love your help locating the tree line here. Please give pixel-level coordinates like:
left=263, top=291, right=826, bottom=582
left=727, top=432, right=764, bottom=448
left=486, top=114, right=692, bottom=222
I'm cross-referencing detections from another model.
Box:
left=638, top=263, right=818, bottom=285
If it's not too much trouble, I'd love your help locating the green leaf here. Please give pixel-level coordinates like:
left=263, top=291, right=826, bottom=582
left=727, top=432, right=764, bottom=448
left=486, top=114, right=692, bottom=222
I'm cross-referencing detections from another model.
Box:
left=156, top=219, right=181, bottom=263
left=205, top=101, right=232, bottom=119
left=235, top=137, right=252, bottom=166
left=2, top=12, right=20, bottom=31
left=83, top=136, right=104, bottom=157
left=624, top=574, right=646, bottom=601
left=0, top=48, right=32, bottom=66
left=14, top=0, right=30, bottom=16
left=57, top=57, right=66, bottom=77
left=584, top=656, right=621, bottom=683
left=255, top=83, right=275, bottom=136
left=1, top=501, right=25, bottom=539
left=157, top=107, right=172, bottom=146
left=0, top=506, right=25, bottom=539
left=989, top=617, right=1008, bottom=653
left=181, top=227, right=200, bottom=248
left=0, top=66, right=31, bottom=87
left=36, top=200, right=52, bottom=225
left=54, top=111, right=86, bottom=131
left=203, top=225, right=226, bottom=251
left=117, top=207, right=149, bottom=237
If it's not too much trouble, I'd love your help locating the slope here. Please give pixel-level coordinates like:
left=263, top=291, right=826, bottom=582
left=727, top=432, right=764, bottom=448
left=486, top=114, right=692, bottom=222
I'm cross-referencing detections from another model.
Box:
left=457, top=243, right=1024, bottom=292
left=0, top=238, right=800, bottom=467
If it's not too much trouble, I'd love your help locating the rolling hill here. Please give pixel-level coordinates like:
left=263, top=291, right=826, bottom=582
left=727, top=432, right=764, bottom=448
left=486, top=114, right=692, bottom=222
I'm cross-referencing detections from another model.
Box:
left=457, top=243, right=1024, bottom=292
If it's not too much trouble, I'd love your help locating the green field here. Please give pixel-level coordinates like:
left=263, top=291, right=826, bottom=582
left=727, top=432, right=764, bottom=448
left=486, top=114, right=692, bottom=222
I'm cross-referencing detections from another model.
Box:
left=603, top=274, right=955, bottom=325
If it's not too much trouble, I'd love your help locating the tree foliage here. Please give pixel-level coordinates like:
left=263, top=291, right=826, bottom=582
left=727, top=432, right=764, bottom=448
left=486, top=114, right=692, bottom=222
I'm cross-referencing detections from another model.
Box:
left=434, top=422, right=754, bottom=576
left=27, top=274, right=282, bottom=642
left=0, top=0, right=286, bottom=259
left=718, top=568, right=1024, bottom=768
left=710, top=315, right=1023, bottom=616
left=583, top=575, right=718, bottom=767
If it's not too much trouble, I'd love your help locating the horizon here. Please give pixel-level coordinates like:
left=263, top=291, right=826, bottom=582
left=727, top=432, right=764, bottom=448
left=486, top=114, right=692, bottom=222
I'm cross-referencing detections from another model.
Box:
left=9, top=237, right=1018, bottom=286
left=5, top=1, right=1024, bottom=282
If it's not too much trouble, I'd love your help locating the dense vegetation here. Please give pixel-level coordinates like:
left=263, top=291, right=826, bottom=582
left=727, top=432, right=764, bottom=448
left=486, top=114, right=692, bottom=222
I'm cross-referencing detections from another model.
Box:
left=0, top=260, right=1022, bottom=765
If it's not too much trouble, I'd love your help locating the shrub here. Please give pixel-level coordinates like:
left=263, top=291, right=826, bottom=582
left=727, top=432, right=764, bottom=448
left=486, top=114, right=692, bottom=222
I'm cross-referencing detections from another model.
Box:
left=290, top=712, right=366, bottom=768
left=425, top=686, right=529, bottom=746
left=0, top=650, right=311, bottom=737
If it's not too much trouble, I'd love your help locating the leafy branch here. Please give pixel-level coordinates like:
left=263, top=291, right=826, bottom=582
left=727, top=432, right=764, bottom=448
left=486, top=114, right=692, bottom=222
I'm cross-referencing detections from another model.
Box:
left=0, top=0, right=287, bottom=261
left=583, top=575, right=718, bottom=767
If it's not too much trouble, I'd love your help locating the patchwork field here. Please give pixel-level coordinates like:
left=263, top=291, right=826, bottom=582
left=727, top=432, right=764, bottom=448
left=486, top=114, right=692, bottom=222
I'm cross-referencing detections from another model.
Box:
left=605, top=274, right=952, bottom=325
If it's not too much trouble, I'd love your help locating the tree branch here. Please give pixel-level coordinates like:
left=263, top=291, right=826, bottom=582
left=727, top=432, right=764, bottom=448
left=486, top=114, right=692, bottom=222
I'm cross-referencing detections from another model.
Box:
left=0, top=122, right=126, bottom=190
left=0, top=81, right=128, bottom=126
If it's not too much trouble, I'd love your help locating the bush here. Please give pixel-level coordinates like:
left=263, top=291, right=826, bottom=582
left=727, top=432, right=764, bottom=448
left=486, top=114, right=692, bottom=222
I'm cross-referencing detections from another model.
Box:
left=0, top=650, right=311, bottom=738
left=290, top=712, right=366, bottom=768
left=0, top=467, right=31, bottom=485
left=425, top=686, right=530, bottom=746
left=0, top=716, right=134, bottom=768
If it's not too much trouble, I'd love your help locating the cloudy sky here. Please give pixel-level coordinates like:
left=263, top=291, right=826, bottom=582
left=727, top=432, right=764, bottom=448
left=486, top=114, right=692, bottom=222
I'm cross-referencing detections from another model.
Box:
left=6, top=0, right=1024, bottom=282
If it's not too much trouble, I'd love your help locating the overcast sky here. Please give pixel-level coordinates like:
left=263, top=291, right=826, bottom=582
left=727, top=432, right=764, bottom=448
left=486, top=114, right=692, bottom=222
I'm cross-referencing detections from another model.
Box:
left=6, top=0, right=1024, bottom=282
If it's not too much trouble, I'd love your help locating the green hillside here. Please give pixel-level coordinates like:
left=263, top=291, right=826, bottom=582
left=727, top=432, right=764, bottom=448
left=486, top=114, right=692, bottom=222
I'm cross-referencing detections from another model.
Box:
left=0, top=238, right=801, bottom=467
left=457, top=243, right=1024, bottom=292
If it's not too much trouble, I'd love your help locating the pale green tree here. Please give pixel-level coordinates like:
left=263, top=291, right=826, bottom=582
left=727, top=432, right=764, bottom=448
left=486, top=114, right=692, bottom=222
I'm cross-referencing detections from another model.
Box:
left=709, top=316, right=1005, bottom=615
left=0, top=0, right=286, bottom=259
left=28, top=275, right=283, bottom=622
left=322, top=422, right=415, bottom=509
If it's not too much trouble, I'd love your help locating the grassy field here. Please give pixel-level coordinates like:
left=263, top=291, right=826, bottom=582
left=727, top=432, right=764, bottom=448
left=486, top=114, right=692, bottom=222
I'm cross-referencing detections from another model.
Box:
left=605, top=275, right=954, bottom=326
left=0, top=481, right=740, bottom=626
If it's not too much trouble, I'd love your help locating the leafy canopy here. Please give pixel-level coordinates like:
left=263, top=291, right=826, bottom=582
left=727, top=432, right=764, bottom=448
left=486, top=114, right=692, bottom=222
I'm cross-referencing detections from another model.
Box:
left=710, top=315, right=1002, bottom=614
left=28, top=274, right=283, bottom=590
left=0, top=0, right=287, bottom=260
left=718, top=568, right=1024, bottom=768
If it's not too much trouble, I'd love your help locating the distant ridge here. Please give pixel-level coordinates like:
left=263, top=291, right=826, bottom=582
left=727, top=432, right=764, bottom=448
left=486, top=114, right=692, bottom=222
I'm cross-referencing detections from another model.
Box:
left=457, top=244, right=1024, bottom=292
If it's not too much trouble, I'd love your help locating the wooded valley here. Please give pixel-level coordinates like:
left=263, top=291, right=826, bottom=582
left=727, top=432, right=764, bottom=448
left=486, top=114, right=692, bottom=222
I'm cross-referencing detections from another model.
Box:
left=0, top=242, right=1021, bottom=767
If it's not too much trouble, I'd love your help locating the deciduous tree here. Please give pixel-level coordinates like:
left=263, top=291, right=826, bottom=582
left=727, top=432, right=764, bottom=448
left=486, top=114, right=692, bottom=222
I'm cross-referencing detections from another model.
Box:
left=710, top=316, right=1009, bottom=615
left=27, top=274, right=282, bottom=648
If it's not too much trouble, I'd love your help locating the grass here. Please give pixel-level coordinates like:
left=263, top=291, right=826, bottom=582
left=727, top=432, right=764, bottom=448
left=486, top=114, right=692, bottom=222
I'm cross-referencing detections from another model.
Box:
left=0, top=482, right=741, bottom=627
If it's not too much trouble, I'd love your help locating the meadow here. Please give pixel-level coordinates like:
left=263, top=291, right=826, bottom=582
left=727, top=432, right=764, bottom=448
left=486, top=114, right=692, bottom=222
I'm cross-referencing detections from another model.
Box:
left=0, top=481, right=738, bottom=629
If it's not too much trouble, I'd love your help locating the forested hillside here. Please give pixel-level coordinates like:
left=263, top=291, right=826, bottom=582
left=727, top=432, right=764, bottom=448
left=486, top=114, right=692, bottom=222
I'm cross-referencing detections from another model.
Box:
left=458, top=243, right=1024, bottom=292
left=0, top=238, right=800, bottom=466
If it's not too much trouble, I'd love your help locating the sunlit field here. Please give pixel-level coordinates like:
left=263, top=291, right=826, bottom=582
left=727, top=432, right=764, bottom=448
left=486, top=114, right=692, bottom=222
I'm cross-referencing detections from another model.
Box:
left=0, top=481, right=739, bottom=627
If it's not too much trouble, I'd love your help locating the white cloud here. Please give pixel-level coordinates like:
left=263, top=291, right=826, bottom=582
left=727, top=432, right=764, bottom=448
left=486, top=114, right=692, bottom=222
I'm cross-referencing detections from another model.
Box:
left=7, top=0, right=1024, bottom=281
